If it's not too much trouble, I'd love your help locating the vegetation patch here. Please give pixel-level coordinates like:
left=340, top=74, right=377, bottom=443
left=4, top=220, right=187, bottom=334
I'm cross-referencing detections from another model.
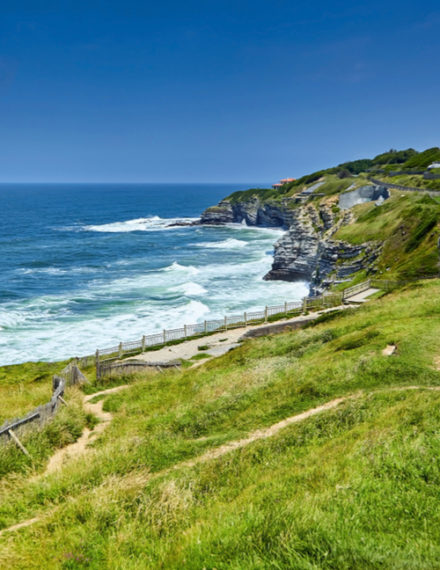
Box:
left=1, top=281, right=440, bottom=567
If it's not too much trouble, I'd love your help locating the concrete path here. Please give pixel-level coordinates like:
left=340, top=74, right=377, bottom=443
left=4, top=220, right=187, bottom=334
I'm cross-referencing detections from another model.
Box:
left=135, top=305, right=355, bottom=365
left=346, top=288, right=379, bottom=303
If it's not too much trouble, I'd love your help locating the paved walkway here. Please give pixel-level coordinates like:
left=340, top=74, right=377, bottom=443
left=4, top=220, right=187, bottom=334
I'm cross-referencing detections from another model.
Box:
left=346, top=288, right=379, bottom=303
left=135, top=305, right=354, bottom=365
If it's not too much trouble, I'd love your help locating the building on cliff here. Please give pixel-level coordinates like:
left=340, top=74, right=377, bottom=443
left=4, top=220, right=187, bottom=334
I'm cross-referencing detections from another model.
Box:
left=272, top=177, right=295, bottom=189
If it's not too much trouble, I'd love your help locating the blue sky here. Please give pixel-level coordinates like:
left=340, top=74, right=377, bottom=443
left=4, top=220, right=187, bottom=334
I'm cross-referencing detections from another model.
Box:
left=0, top=1, right=439, bottom=182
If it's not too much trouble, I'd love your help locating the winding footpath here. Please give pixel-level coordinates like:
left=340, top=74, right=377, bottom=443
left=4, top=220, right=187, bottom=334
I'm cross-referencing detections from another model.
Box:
left=45, top=385, right=130, bottom=475
left=2, top=382, right=440, bottom=538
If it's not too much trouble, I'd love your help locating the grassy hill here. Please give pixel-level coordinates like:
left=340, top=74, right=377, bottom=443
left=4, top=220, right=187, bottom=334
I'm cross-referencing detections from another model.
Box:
left=2, top=147, right=440, bottom=566
left=1, top=279, right=440, bottom=567
left=226, top=147, right=440, bottom=203
left=334, top=191, right=440, bottom=281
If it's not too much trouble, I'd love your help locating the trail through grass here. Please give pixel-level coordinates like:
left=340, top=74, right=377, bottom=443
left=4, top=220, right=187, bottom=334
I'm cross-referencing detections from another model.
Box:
left=1, top=280, right=440, bottom=568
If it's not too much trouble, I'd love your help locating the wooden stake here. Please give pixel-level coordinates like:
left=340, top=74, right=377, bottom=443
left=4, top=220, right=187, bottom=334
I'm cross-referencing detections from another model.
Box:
left=8, top=429, right=30, bottom=457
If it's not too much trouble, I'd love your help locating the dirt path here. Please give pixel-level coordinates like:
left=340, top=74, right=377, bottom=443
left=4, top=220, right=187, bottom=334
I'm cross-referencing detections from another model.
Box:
left=2, top=384, right=440, bottom=538
left=44, top=385, right=129, bottom=475
left=172, top=397, right=346, bottom=470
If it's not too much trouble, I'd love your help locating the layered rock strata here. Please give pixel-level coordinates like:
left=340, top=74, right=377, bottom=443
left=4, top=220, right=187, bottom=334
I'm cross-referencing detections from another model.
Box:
left=200, top=197, right=380, bottom=294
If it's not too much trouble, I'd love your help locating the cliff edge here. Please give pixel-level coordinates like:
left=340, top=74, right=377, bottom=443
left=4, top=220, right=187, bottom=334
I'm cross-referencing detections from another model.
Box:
left=200, top=149, right=440, bottom=293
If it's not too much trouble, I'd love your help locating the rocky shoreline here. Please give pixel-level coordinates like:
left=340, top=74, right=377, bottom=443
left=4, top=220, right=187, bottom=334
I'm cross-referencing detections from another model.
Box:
left=199, top=190, right=384, bottom=295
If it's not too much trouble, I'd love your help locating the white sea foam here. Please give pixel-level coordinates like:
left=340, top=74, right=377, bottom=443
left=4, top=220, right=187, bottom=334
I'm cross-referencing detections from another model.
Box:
left=196, top=238, right=247, bottom=249
left=224, top=223, right=284, bottom=236
left=0, top=215, right=310, bottom=365
left=83, top=216, right=198, bottom=233
left=162, top=262, right=200, bottom=275
left=170, top=282, right=207, bottom=296
left=15, top=266, right=97, bottom=276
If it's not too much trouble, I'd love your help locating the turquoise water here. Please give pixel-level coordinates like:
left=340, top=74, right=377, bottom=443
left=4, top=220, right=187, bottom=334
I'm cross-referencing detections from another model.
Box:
left=0, top=183, right=307, bottom=364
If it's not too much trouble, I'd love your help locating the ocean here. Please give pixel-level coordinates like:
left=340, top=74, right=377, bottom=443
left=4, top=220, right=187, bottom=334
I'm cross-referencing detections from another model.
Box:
left=0, top=183, right=308, bottom=365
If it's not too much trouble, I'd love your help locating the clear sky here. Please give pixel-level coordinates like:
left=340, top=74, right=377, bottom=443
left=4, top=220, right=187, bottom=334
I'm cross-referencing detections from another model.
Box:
left=0, top=0, right=439, bottom=183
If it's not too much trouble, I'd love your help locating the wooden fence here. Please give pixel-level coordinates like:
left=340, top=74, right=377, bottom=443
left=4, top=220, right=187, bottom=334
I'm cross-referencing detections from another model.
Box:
left=98, top=359, right=181, bottom=379
left=93, top=276, right=435, bottom=378
left=0, top=376, right=66, bottom=455
left=341, top=280, right=372, bottom=299
left=95, top=292, right=346, bottom=377
left=0, top=359, right=90, bottom=453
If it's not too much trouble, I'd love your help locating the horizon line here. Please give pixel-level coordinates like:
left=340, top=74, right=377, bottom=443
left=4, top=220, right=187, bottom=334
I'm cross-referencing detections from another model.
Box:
left=0, top=180, right=271, bottom=185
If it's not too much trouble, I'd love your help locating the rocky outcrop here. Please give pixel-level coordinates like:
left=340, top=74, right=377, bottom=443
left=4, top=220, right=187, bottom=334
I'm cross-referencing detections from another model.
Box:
left=263, top=203, right=380, bottom=294
left=200, top=197, right=294, bottom=228
left=200, top=196, right=381, bottom=294
left=338, top=185, right=390, bottom=210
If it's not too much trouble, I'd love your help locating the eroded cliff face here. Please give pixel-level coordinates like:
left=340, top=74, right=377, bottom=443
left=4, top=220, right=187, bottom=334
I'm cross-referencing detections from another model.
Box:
left=262, top=203, right=381, bottom=294
left=200, top=198, right=380, bottom=294
left=200, top=197, right=294, bottom=227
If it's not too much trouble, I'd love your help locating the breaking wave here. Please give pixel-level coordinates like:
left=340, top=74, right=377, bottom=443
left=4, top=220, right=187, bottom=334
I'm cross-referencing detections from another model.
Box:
left=83, top=216, right=199, bottom=233
left=196, top=238, right=248, bottom=249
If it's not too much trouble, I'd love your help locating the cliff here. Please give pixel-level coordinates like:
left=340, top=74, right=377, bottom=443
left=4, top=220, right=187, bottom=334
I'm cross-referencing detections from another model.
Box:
left=200, top=174, right=440, bottom=293
left=200, top=197, right=293, bottom=227
left=265, top=203, right=380, bottom=294
left=200, top=195, right=380, bottom=294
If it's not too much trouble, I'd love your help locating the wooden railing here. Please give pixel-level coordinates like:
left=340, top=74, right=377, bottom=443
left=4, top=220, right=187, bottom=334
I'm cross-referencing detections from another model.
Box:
left=0, top=376, right=66, bottom=455
left=95, top=292, right=346, bottom=377
left=342, top=280, right=371, bottom=300
left=93, top=276, right=438, bottom=377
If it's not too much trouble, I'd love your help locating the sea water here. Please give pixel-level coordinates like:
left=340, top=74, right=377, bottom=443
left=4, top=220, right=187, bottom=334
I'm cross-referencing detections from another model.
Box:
left=0, top=183, right=308, bottom=364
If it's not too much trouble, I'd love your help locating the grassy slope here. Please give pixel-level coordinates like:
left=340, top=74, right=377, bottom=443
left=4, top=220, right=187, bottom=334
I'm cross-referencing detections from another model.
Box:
left=335, top=191, right=440, bottom=280
left=379, top=173, right=440, bottom=191
left=0, top=360, right=95, bottom=477
left=0, top=360, right=70, bottom=423
left=225, top=148, right=440, bottom=204
left=1, top=280, right=440, bottom=567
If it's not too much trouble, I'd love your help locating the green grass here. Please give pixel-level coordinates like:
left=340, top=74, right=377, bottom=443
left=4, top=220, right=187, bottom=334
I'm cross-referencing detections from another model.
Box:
left=335, top=191, right=440, bottom=280
left=0, top=389, right=90, bottom=477
left=1, top=280, right=440, bottom=567
left=379, top=173, right=440, bottom=191
left=0, top=360, right=71, bottom=423
left=224, top=148, right=437, bottom=204
left=190, top=352, right=211, bottom=360
left=402, top=146, right=440, bottom=170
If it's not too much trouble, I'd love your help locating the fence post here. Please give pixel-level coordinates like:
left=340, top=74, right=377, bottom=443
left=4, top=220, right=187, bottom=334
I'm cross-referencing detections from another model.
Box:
left=244, top=312, right=247, bottom=326
left=141, top=335, right=146, bottom=353
left=204, top=320, right=207, bottom=333
left=163, top=329, right=166, bottom=344
left=264, top=306, right=268, bottom=323
left=302, top=298, right=308, bottom=313
left=184, top=325, right=188, bottom=338
left=8, top=429, right=30, bottom=457
left=224, top=316, right=228, bottom=331
left=118, top=342, right=123, bottom=359
left=284, top=301, right=288, bottom=315
left=95, top=350, right=100, bottom=380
